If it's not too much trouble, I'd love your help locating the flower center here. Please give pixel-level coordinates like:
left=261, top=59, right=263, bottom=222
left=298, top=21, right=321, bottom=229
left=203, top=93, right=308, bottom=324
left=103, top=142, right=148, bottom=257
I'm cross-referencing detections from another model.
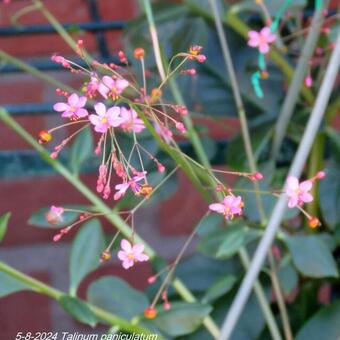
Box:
left=128, top=253, right=135, bottom=260
left=101, top=117, right=108, bottom=123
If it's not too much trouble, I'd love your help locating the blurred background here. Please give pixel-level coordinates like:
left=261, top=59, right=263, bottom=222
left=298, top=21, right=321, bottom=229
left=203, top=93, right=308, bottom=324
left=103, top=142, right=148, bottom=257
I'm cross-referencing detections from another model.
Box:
left=0, top=0, right=339, bottom=339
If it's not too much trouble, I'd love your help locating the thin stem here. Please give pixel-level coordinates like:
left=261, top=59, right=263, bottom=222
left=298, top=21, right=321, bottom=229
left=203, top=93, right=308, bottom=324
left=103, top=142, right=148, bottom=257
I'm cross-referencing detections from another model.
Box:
left=0, top=50, right=74, bottom=93
left=0, top=108, right=213, bottom=325
left=219, top=31, right=340, bottom=340
left=208, top=1, right=291, bottom=338
left=0, top=262, right=159, bottom=336
left=271, top=1, right=328, bottom=159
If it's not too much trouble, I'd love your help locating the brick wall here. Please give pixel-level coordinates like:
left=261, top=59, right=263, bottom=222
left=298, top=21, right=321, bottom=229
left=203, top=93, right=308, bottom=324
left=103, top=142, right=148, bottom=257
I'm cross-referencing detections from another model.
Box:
left=1, top=1, right=339, bottom=338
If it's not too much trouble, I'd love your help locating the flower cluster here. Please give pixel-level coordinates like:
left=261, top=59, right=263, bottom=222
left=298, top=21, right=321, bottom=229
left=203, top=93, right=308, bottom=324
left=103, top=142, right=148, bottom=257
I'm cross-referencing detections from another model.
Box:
left=40, top=44, right=206, bottom=202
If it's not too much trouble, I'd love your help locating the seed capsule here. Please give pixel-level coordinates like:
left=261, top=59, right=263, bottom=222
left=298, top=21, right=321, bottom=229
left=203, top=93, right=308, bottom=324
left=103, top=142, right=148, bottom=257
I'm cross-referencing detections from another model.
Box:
left=134, top=47, right=145, bottom=59
left=144, top=306, right=157, bottom=319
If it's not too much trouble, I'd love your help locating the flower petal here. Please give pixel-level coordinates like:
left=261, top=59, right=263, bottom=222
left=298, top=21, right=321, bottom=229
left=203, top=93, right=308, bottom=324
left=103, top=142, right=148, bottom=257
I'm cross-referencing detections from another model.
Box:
left=287, top=176, right=299, bottom=190
left=132, top=243, right=144, bottom=254
left=300, top=180, right=312, bottom=192
left=259, top=43, right=270, bottom=54
left=68, top=93, right=79, bottom=106
left=94, top=102, right=107, bottom=117
left=53, top=102, right=69, bottom=112
left=209, top=203, right=225, bottom=213
left=121, top=239, right=132, bottom=252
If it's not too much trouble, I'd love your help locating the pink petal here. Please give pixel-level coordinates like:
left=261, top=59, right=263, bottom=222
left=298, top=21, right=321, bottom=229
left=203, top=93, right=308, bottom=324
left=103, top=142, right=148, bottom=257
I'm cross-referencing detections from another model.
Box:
left=288, top=196, right=298, bottom=208
left=259, top=43, right=270, bottom=54
left=223, top=195, right=233, bottom=205
left=300, top=192, right=313, bottom=203
left=98, top=84, right=109, bottom=99
left=300, top=180, right=312, bottom=192
left=116, top=78, right=129, bottom=90
left=102, top=75, right=114, bottom=88
left=248, top=38, right=259, bottom=48
left=248, top=31, right=259, bottom=39
left=76, top=108, right=89, bottom=117
left=77, top=96, right=87, bottom=107
left=94, top=102, right=107, bottom=117
left=287, top=177, right=299, bottom=190
left=89, top=114, right=101, bottom=126
left=117, top=250, right=128, bottom=261
left=260, top=27, right=271, bottom=37
left=132, top=243, right=144, bottom=254
left=135, top=253, right=149, bottom=262
left=53, top=102, right=69, bottom=112
left=121, top=239, right=132, bottom=252
left=94, top=123, right=108, bottom=133
left=266, top=33, right=276, bottom=43
left=61, top=111, right=74, bottom=118
left=209, top=203, right=225, bottom=213
left=122, top=259, right=134, bottom=269
left=68, top=93, right=79, bottom=106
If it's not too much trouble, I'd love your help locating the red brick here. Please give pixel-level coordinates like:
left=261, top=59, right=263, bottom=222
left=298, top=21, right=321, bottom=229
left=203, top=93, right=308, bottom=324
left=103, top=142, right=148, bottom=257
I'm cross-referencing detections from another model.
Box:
left=0, top=174, right=105, bottom=246
left=0, top=271, right=52, bottom=339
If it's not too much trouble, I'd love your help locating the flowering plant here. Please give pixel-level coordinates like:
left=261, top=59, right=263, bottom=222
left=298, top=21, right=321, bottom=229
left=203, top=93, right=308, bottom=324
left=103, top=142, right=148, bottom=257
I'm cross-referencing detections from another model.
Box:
left=0, top=0, right=339, bottom=339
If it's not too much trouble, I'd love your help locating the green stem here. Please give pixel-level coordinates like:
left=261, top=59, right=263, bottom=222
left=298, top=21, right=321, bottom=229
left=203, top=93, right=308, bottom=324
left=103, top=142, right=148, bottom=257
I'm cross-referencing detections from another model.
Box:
left=0, top=50, right=74, bottom=93
left=0, top=262, right=158, bottom=336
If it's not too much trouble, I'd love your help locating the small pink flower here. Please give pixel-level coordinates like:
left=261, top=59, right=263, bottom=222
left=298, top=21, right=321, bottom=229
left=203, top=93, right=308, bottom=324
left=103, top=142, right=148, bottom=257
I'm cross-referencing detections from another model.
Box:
left=114, top=172, right=146, bottom=200
left=89, top=103, right=124, bottom=133
left=98, top=76, right=129, bottom=99
left=248, top=27, right=276, bottom=54
left=117, top=239, right=149, bottom=269
left=53, top=93, right=88, bottom=119
left=120, top=107, right=145, bottom=133
left=46, top=205, right=64, bottom=225
left=209, top=195, right=244, bottom=220
left=154, top=123, right=173, bottom=144
left=285, top=176, right=313, bottom=208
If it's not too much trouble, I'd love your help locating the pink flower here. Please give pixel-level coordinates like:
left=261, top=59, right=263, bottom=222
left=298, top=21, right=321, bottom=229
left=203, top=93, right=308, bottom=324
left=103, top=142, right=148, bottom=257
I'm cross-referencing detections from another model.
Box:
left=53, top=93, right=88, bottom=119
left=117, top=239, right=149, bottom=269
left=114, top=172, right=146, bottom=200
left=120, top=107, right=145, bottom=133
left=45, top=205, right=64, bottom=225
left=98, top=76, right=129, bottom=99
left=154, top=123, right=173, bottom=144
left=285, top=176, right=313, bottom=208
left=89, top=103, right=124, bottom=133
left=209, top=195, right=244, bottom=220
left=248, top=27, right=276, bottom=54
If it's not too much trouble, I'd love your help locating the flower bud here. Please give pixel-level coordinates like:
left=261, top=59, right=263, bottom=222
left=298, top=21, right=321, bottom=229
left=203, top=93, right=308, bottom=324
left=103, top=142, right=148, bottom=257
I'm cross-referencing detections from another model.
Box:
left=309, top=217, right=321, bottom=229
left=39, top=130, right=52, bottom=144
left=134, top=47, right=145, bottom=59
left=144, top=307, right=157, bottom=319
left=316, top=171, right=326, bottom=179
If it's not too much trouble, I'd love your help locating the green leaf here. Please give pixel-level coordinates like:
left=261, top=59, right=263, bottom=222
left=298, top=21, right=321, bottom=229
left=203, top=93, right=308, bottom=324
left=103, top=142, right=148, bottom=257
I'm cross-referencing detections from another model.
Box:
left=28, top=205, right=91, bottom=229
left=198, top=223, right=260, bottom=259
left=68, top=127, right=93, bottom=175
left=0, top=212, right=10, bottom=243
left=284, top=235, right=339, bottom=278
left=59, top=295, right=97, bottom=327
left=196, top=214, right=224, bottom=236
left=277, top=259, right=298, bottom=295
left=153, top=302, right=212, bottom=336
left=87, top=276, right=149, bottom=320
left=296, top=301, right=340, bottom=340
left=69, top=219, right=105, bottom=295
left=0, top=271, right=30, bottom=297
left=319, top=166, right=340, bottom=229
left=202, top=275, right=237, bottom=303
left=216, top=227, right=248, bottom=259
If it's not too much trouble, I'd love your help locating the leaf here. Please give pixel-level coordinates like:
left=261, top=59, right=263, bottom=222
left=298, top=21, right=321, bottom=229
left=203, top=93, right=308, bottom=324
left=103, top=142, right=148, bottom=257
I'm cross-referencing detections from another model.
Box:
left=68, top=127, right=93, bottom=175
left=201, top=275, right=237, bottom=303
left=296, top=301, right=340, bottom=340
left=0, top=212, right=10, bottom=243
left=196, top=214, right=224, bottom=236
left=284, top=235, right=338, bottom=278
left=153, top=302, right=212, bottom=336
left=87, top=276, right=149, bottom=320
left=28, top=205, right=91, bottom=229
left=69, top=219, right=105, bottom=295
left=0, top=271, right=30, bottom=297
left=277, top=259, right=298, bottom=295
left=198, top=223, right=260, bottom=259
left=59, top=295, right=97, bottom=327
left=216, top=227, right=248, bottom=259
left=318, top=165, right=340, bottom=229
